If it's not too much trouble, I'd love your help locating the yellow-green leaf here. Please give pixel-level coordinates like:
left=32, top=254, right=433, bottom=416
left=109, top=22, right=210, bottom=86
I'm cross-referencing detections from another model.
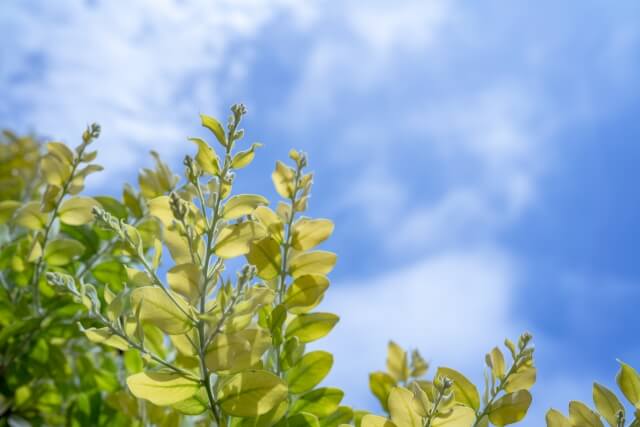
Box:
left=285, top=312, right=339, bottom=343
left=369, top=372, right=397, bottom=412
left=291, top=219, right=334, bottom=251
left=131, top=286, right=193, bottom=335
left=488, top=347, right=506, bottom=379
left=83, top=327, right=129, bottom=351
left=545, top=409, right=571, bottom=427
left=0, top=200, right=20, bottom=224
left=200, top=114, right=227, bottom=146
left=167, top=263, right=202, bottom=302
left=272, top=161, right=296, bottom=199
left=290, top=387, right=343, bottom=418
left=246, top=237, right=282, bottom=280
left=59, top=196, right=100, bottom=225
left=41, top=153, right=71, bottom=186
left=223, top=194, right=269, bottom=220
left=488, top=390, right=532, bottom=426
left=217, top=370, right=288, bottom=417
left=436, top=367, right=480, bottom=411
left=232, top=142, right=262, bottom=169
left=568, top=401, right=604, bottom=427
left=44, top=239, right=85, bottom=266
left=284, top=274, right=329, bottom=314
left=205, top=333, right=251, bottom=372
left=189, top=137, right=220, bottom=175
left=432, top=405, right=476, bottom=426
left=593, top=383, right=624, bottom=427
left=387, top=387, right=421, bottom=427
left=14, top=201, right=47, bottom=230
left=616, top=361, right=640, bottom=408
left=253, top=206, right=284, bottom=243
left=148, top=196, right=173, bottom=226
left=361, top=415, right=397, bottom=427
left=127, top=371, right=199, bottom=406
left=289, top=251, right=337, bottom=278
left=387, top=341, right=409, bottom=383
left=504, top=365, right=536, bottom=393
left=285, top=351, right=333, bottom=394
left=214, top=221, right=267, bottom=259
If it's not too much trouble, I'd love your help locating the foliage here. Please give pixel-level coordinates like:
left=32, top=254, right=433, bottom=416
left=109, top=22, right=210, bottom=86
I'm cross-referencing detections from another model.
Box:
left=546, top=361, right=640, bottom=427
left=364, top=333, right=536, bottom=427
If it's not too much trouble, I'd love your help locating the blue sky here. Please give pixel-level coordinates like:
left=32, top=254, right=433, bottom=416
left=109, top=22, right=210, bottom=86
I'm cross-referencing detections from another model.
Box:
left=3, top=0, right=640, bottom=424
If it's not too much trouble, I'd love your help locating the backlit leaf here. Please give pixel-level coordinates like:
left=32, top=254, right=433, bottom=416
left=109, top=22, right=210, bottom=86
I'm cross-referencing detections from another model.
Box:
left=59, top=196, right=99, bottom=225
left=217, top=370, right=288, bottom=417
left=44, top=239, right=85, bottom=266
left=272, top=161, right=296, bottom=199
left=291, top=219, right=334, bottom=251
left=223, top=194, right=269, bottom=220
left=617, top=361, right=640, bottom=408
left=214, top=221, right=267, bottom=259
left=289, top=251, right=337, bottom=278
left=285, top=351, right=333, bottom=394
left=189, top=137, right=220, bottom=175
left=232, top=142, right=262, bottom=169
left=285, top=312, right=339, bottom=343
left=568, top=401, right=604, bottom=427
left=488, top=390, right=532, bottom=426
left=593, top=383, right=624, bottom=427
left=127, top=371, right=199, bottom=406
left=387, top=387, right=421, bottom=427
left=200, top=114, right=227, bottom=146
left=284, top=274, right=329, bottom=314
left=131, top=286, right=193, bottom=335
left=167, top=263, right=201, bottom=302
left=436, top=367, right=480, bottom=411
left=290, top=387, right=343, bottom=418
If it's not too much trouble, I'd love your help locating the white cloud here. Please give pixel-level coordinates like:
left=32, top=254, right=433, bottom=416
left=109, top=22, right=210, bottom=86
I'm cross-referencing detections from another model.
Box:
left=318, top=248, right=523, bottom=410
left=0, top=0, right=311, bottom=185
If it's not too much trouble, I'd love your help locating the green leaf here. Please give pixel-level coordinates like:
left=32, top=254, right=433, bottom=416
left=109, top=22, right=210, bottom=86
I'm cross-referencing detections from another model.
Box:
left=205, top=333, right=251, bottom=372
left=432, top=406, right=476, bottom=426
left=436, top=367, right=480, bottom=411
left=58, top=196, right=99, bottom=225
left=189, top=137, right=220, bottom=175
left=289, top=251, right=337, bottom=278
left=92, top=260, right=127, bottom=289
left=14, top=201, right=47, bottom=230
left=246, top=237, right=282, bottom=280
left=387, top=387, right=421, bottom=427
left=487, top=347, right=506, bottom=380
left=200, top=113, right=227, bottom=146
left=0, top=200, right=20, bottom=224
left=617, top=361, right=640, bottom=409
left=284, top=274, right=329, bottom=314
left=319, top=406, right=354, bottom=427
left=214, top=221, right=267, bottom=259
left=290, top=387, right=343, bottom=418
left=488, top=390, right=532, bottom=426
left=82, top=326, right=129, bottom=351
left=94, top=195, right=128, bottom=219
left=285, top=312, right=339, bottom=343
left=287, top=412, right=320, bottom=427
left=360, top=415, right=397, bottom=427
left=171, top=388, right=208, bottom=415
left=545, top=409, right=571, bottom=427
left=223, top=194, right=269, bottom=220
left=253, top=206, right=284, bottom=243
left=44, top=239, right=85, bottom=266
left=272, top=161, right=296, bottom=199
left=593, top=383, right=624, bottom=427
left=291, top=219, right=334, bottom=251
left=503, top=365, right=536, bottom=393
left=167, top=263, right=202, bottom=303
left=285, top=351, right=334, bottom=394
left=126, top=371, right=199, bottom=406
left=568, top=401, right=604, bottom=427
left=131, top=286, right=194, bottom=334
left=386, top=341, right=409, bottom=383
left=217, top=370, right=288, bottom=417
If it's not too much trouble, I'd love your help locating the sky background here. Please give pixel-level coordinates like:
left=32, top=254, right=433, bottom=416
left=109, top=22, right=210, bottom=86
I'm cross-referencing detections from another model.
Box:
left=2, top=0, right=640, bottom=424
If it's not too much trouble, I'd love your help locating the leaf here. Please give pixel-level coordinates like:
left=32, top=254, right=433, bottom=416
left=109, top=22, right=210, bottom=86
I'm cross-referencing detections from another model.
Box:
left=167, top=263, right=202, bottom=302
left=41, top=153, right=71, bottom=186
left=14, top=201, right=47, bottom=230
left=223, top=194, right=269, bottom=220
left=285, top=351, right=334, bottom=394
left=285, top=312, right=339, bottom=343
left=284, top=274, right=329, bottom=314
left=291, top=219, right=334, bottom=251
left=545, top=409, right=571, bottom=427
left=0, top=200, right=20, bottom=224
left=217, top=370, right=288, bottom=417
left=504, top=365, right=536, bottom=392
left=436, top=367, right=480, bottom=411
left=432, top=405, right=476, bottom=426
left=205, top=333, right=251, bottom=372
left=387, top=341, right=408, bottom=382
left=253, top=206, right=284, bottom=243
left=82, top=327, right=129, bottom=351
left=568, top=401, right=604, bottom=427
left=387, top=387, right=421, bottom=427
left=171, top=388, right=208, bottom=415
left=214, top=221, right=267, bottom=259
left=47, top=141, right=75, bottom=164
left=44, top=239, right=85, bottom=266
left=232, top=143, right=263, bottom=169
left=617, top=361, right=640, bottom=408
left=200, top=113, right=227, bottom=146
left=369, top=372, right=397, bottom=411
left=319, top=406, right=353, bottom=427
left=94, top=196, right=128, bottom=219
left=488, top=390, right=532, bottom=426
left=593, top=383, right=624, bottom=427
left=361, top=415, right=397, bottom=427
left=488, top=347, right=506, bottom=379
left=148, top=196, right=173, bottom=226
left=290, top=387, right=343, bottom=418
left=131, top=286, right=193, bottom=335
left=287, top=412, right=320, bottom=427
left=246, top=237, right=282, bottom=280
left=126, top=371, right=199, bottom=406
left=189, top=137, right=220, bottom=175
left=289, top=251, right=337, bottom=278
left=272, top=161, right=296, bottom=199
left=59, top=196, right=100, bottom=225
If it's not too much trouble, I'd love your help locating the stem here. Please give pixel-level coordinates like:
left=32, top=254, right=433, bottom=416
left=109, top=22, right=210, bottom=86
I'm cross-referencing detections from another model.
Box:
left=473, top=354, right=525, bottom=426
